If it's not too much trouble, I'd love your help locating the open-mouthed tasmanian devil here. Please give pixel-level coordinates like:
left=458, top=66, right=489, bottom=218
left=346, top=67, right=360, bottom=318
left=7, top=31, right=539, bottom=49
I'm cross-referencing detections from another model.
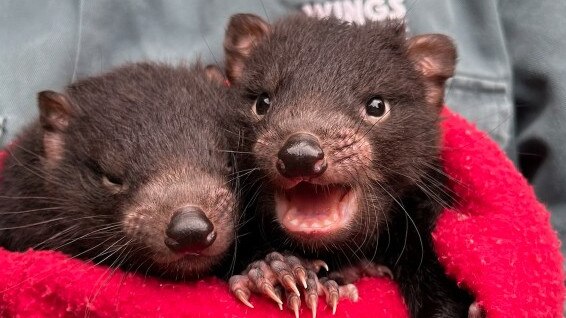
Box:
left=224, top=13, right=481, bottom=318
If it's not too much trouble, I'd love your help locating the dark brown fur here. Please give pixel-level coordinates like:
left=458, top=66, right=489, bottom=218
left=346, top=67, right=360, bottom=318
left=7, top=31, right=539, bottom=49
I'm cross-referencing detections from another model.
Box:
left=0, top=62, right=242, bottom=279
left=226, top=14, right=473, bottom=317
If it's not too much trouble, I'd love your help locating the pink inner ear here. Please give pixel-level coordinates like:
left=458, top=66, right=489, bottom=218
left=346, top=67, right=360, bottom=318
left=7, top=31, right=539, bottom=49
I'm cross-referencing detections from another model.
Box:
left=38, top=91, right=73, bottom=132
left=406, top=34, right=457, bottom=108
left=224, top=14, right=271, bottom=83
left=407, top=34, right=456, bottom=81
left=417, top=57, right=439, bottom=78
left=43, top=132, right=65, bottom=168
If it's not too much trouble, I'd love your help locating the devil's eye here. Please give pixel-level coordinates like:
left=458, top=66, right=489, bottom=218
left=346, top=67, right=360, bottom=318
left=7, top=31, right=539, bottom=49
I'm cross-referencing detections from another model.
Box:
left=101, top=173, right=128, bottom=194
left=253, top=93, right=271, bottom=116
left=102, top=174, right=123, bottom=187
left=87, top=159, right=127, bottom=194
left=365, top=96, right=389, bottom=117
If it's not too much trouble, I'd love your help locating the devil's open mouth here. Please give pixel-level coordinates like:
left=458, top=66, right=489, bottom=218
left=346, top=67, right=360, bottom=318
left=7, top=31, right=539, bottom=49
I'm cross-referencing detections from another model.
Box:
left=275, top=182, right=357, bottom=236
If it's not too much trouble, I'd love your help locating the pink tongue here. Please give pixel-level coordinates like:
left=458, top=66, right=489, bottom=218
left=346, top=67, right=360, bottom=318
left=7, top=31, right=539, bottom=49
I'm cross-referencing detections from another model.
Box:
left=287, top=183, right=342, bottom=217
left=278, top=184, right=351, bottom=233
left=276, top=183, right=357, bottom=234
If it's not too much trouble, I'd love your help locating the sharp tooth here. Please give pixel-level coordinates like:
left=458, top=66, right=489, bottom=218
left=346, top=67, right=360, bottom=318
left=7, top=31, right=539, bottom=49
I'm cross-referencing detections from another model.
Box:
left=323, top=219, right=332, bottom=226
left=300, top=222, right=308, bottom=228
left=290, top=218, right=299, bottom=226
left=312, top=222, right=321, bottom=228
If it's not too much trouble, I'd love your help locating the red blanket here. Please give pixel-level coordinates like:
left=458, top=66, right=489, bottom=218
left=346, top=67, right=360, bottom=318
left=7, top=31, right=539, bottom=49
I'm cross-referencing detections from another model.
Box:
left=0, top=108, right=563, bottom=317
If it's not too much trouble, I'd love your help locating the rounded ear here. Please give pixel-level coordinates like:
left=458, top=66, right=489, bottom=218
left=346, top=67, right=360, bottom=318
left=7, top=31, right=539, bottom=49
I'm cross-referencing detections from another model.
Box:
left=37, top=90, right=73, bottom=165
left=38, top=90, right=73, bottom=132
left=406, top=34, right=457, bottom=109
left=204, top=65, right=228, bottom=86
left=224, top=13, right=271, bottom=83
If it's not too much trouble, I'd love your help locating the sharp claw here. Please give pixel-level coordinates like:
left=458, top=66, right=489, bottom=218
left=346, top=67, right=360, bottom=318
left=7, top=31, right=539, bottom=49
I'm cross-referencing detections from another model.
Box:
left=234, top=289, right=254, bottom=308
left=288, top=292, right=301, bottom=318
left=283, top=275, right=301, bottom=296
left=330, top=294, right=338, bottom=315
left=290, top=298, right=300, bottom=318
left=306, top=294, right=318, bottom=318
left=274, top=286, right=284, bottom=310
left=263, top=284, right=283, bottom=306
left=300, top=276, right=308, bottom=289
left=297, top=270, right=308, bottom=289
left=314, top=260, right=329, bottom=272
left=380, top=266, right=393, bottom=279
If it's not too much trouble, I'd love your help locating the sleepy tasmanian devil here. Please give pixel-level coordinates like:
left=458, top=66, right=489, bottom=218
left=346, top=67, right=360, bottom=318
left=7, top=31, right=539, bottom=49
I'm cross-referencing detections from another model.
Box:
left=0, top=62, right=242, bottom=280
left=224, top=13, right=481, bottom=318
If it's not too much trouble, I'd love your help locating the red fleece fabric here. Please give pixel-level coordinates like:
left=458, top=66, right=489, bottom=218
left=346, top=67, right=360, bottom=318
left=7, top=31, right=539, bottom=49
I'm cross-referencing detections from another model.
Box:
left=0, top=108, right=563, bottom=317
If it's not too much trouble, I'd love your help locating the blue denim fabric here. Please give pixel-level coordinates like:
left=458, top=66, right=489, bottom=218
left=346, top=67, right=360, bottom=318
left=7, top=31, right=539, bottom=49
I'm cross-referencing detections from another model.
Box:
left=0, top=0, right=79, bottom=143
left=407, top=0, right=515, bottom=155
left=1, top=0, right=565, bottom=284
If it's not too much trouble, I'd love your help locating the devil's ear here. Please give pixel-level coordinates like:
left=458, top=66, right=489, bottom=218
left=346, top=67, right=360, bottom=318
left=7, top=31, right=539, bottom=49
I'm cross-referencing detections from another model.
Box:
left=38, top=90, right=73, bottom=132
left=224, top=13, right=271, bottom=83
left=406, top=34, right=457, bottom=108
left=38, top=90, right=73, bottom=164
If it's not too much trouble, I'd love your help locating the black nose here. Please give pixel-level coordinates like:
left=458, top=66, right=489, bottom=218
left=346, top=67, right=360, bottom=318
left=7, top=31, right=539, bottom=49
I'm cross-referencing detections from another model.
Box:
left=165, top=206, right=216, bottom=254
left=277, top=133, right=327, bottom=179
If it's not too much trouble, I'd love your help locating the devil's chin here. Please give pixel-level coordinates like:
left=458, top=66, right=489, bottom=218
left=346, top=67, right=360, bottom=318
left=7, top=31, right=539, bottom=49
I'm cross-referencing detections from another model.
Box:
left=274, top=182, right=358, bottom=244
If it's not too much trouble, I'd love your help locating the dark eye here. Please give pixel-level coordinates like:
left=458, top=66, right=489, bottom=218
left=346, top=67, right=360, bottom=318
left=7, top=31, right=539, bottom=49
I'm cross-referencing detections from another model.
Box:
left=85, top=159, right=127, bottom=193
left=365, top=96, right=389, bottom=118
left=253, top=93, right=271, bottom=116
left=102, top=174, right=128, bottom=194
left=103, top=174, right=122, bottom=186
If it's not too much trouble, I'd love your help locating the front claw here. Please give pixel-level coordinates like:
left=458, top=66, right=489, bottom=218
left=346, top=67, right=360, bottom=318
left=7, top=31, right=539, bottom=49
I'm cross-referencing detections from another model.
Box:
left=286, top=291, right=301, bottom=318
left=248, top=266, right=284, bottom=307
left=228, top=261, right=284, bottom=309
left=269, top=259, right=301, bottom=296
left=304, top=271, right=319, bottom=318
left=317, top=277, right=359, bottom=315
left=265, top=252, right=328, bottom=289
left=229, top=251, right=331, bottom=317
left=228, top=275, right=254, bottom=308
